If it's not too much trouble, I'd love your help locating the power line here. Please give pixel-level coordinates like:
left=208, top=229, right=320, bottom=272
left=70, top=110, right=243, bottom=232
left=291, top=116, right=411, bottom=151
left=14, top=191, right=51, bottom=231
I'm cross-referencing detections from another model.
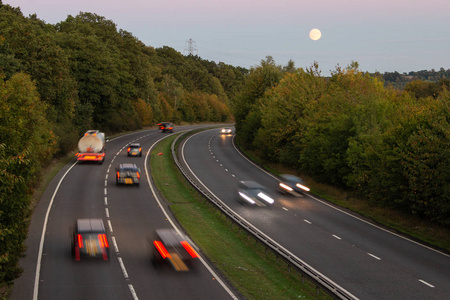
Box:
left=184, top=38, right=198, bottom=56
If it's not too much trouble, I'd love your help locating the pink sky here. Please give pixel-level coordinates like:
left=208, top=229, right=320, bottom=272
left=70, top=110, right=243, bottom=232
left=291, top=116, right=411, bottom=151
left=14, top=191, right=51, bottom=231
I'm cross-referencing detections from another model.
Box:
left=4, top=0, right=450, bottom=74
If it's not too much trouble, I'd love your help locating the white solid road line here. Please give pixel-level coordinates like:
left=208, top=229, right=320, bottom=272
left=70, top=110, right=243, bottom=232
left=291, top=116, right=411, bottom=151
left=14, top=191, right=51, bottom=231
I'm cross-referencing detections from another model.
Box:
left=33, top=161, right=78, bottom=300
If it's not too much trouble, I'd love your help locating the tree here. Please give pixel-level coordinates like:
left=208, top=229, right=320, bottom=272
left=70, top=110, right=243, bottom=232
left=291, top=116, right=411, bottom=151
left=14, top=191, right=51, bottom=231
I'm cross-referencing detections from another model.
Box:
left=0, top=72, right=56, bottom=284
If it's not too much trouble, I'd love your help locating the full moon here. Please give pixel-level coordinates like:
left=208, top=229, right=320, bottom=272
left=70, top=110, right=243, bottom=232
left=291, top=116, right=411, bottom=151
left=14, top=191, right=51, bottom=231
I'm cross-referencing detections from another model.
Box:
left=309, top=29, right=321, bottom=41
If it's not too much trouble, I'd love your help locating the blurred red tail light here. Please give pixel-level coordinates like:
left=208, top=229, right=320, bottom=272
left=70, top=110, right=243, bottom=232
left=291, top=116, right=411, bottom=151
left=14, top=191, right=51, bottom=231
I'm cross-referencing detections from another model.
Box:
left=154, top=241, right=171, bottom=259
left=98, top=234, right=109, bottom=248
left=181, top=241, right=198, bottom=258
left=77, top=234, right=83, bottom=248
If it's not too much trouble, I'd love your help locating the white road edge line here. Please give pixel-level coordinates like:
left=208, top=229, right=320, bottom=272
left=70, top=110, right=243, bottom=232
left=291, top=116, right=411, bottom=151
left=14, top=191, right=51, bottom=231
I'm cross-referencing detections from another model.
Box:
left=184, top=130, right=357, bottom=300
left=33, top=161, right=78, bottom=300
left=145, top=132, right=239, bottom=300
left=231, top=135, right=450, bottom=259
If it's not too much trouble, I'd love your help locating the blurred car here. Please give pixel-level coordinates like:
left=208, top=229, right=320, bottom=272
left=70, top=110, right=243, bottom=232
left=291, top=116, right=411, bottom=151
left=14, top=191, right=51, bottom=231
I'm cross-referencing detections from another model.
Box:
left=127, top=143, right=142, bottom=157
left=278, top=174, right=310, bottom=196
left=220, top=127, right=232, bottom=134
left=236, top=180, right=274, bottom=206
left=116, top=163, right=140, bottom=186
left=72, top=218, right=110, bottom=261
left=158, top=122, right=174, bottom=133
left=151, top=228, right=199, bottom=271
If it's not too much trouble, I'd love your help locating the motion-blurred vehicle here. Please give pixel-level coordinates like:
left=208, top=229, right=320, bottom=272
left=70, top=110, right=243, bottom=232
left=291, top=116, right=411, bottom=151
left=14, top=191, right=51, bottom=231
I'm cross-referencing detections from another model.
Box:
left=158, top=122, right=174, bottom=133
left=72, top=218, right=110, bottom=261
left=151, top=228, right=199, bottom=271
left=127, top=143, right=142, bottom=157
left=75, top=130, right=107, bottom=164
left=278, top=174, right=310, bottom=196
left=236, top=180, right=274, bottom=206
left=220, top=127, right=232, bottom=134
left=116, top=163, right=140, bottom=186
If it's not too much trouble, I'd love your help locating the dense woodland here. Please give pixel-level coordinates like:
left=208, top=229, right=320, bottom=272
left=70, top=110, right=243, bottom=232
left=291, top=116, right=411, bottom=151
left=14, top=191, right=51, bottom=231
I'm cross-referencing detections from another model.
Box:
left=0, top=2, right=245, bottom=287
left=234, top=59, right=449, bottom=227
left=1, top=1, right=449, bottom=292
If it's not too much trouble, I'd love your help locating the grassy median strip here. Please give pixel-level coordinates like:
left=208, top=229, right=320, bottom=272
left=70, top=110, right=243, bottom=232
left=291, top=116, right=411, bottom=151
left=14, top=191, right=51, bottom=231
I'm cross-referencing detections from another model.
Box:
left=150, top=133, right=330, bottom=300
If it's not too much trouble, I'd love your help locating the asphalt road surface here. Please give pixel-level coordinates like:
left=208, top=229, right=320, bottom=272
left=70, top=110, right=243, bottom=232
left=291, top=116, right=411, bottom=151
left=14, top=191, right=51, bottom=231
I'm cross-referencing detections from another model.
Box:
left=179, top=128, right=450, bottom=300
left=11, top=126, right=238, bottom=300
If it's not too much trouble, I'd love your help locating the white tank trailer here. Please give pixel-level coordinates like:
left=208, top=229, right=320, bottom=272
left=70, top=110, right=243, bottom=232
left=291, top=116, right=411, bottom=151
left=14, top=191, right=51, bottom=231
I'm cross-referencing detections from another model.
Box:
left=76, top=130, right=106, bottom=164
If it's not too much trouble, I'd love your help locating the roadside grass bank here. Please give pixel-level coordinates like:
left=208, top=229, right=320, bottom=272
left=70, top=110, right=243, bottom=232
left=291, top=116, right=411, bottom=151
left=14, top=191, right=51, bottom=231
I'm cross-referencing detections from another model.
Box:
left=150, top=133, right=331, bottom=300
left=236, top=141, right=450, bottom=254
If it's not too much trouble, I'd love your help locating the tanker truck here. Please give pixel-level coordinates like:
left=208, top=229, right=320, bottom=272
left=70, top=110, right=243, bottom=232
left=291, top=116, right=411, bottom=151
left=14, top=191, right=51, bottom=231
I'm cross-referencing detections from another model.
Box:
left=76, top=130, right=106, bottom=164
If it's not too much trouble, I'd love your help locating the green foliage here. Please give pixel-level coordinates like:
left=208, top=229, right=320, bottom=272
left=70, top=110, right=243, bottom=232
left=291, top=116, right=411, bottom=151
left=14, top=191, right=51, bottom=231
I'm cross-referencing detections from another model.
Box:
left=0, top=3, right=240, bottom=289
left=378, top=68, right=450, bottom=90
left=0, top=72, right=56, bottom=284
left=236, top=59, right=450, bottom=226
left=233, top=56, right=283, bottom=147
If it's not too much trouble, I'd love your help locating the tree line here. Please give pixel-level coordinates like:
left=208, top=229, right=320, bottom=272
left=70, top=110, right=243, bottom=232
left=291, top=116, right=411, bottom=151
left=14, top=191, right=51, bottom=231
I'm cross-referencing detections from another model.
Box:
left=375, top=67, right=450, bottom=89
left=234, top=58, right=449, bottom=228
left=2, top=0, right=449, bottom=292
left=0, top=2, right=245, bottom=289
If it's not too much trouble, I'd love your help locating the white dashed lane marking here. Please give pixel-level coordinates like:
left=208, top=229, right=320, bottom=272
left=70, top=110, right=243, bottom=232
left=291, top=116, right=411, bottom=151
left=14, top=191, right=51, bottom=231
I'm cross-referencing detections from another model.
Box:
left=367, top=253, right=381, bottom=260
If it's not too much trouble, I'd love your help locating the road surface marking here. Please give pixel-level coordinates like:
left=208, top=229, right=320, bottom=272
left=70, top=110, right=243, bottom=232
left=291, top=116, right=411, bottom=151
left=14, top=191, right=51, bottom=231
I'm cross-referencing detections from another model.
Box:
left=128, top=284, right=139, bottom=300
left=333, top=235, right=342, bottom=240
left=107, top=220, right=113, bottom=233
left=367, top=253, right=381, bottom=260
left=303, top=219, right=312, bottom=224
left=111, top=236, right=119, bottom=253
left=118, top=257, right=129, bottom=278
left=33, top=161, right=78, bottom=300
left=419, top=279, right=435, bottom=288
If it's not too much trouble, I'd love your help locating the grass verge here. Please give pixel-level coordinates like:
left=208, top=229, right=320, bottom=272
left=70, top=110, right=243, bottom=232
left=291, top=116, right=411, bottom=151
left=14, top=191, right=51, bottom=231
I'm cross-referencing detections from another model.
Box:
left=150, top=134, right=331, bottom=300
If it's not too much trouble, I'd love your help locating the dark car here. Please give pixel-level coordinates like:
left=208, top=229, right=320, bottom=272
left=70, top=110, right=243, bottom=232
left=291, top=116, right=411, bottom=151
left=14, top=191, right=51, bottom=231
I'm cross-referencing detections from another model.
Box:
left=72, top=218, right=110, bottom=261
left=151, top=228, right=199, bottom=271
left=277, top=174, right=310, bottom=196
left=220, top=127, right=233, bottom=135
left=127, top=143, right=142, bottom=157
left=236, top=180, right=274, bottom=206
left=158, top=122, right=174, bottom=133
left=116, top=163, right=140, bottom=186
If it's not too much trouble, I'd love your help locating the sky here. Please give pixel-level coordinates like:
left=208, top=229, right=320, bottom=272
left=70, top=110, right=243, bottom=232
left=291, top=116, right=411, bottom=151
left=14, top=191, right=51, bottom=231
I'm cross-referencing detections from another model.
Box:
left=4, top=0, right=450, bottom=75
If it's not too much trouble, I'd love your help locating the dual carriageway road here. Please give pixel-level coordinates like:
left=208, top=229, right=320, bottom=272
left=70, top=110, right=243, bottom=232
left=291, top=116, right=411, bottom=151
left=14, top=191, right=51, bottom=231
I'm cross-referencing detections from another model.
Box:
left=11, top=126, right=450, bottom=300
